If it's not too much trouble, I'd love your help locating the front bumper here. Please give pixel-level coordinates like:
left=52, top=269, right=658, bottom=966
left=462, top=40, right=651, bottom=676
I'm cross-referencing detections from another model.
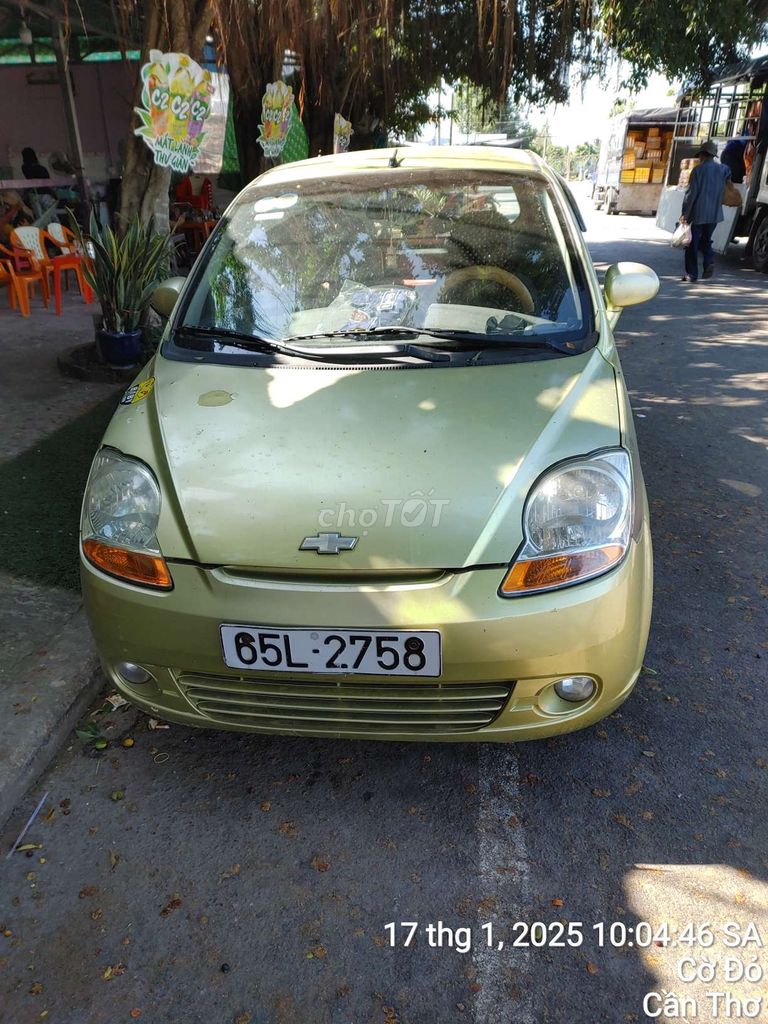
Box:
left=81, top=524, right=652, bottom=743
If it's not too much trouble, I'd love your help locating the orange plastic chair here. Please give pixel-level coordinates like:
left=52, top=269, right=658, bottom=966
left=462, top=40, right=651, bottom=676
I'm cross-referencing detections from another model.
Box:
left=0, top=242, right=49, bottom=314
left=44, top=224, right=93, bottom=315
left=0, top=260, right=23, bottom=314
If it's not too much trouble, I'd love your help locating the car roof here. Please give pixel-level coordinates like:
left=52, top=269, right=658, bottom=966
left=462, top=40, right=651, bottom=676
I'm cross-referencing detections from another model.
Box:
left=243, top=145, right=550, bottom=194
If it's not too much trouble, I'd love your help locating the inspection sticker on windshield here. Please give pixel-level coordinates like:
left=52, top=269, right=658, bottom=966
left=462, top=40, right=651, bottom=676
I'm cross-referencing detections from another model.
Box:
left=121, top=377, right=155, bottom=405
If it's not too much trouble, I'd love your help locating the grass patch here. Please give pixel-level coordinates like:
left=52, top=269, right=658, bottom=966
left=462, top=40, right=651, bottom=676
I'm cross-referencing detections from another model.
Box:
left=0, top=394, right=120, bottom=590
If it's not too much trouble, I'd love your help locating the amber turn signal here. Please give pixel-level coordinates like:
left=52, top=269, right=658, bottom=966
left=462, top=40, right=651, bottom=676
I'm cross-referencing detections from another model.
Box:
left=500, top=545, right=625, bottom=595
left=83, top=539, right=173, bottom=589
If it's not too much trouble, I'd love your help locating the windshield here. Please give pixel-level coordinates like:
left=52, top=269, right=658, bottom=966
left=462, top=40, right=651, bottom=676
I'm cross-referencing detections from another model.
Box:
left=173, top=167, right=594, bottom=361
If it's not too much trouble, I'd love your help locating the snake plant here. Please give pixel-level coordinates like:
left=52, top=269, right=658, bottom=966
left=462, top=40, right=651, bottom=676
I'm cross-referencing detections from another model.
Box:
left=74, top=213, right=172, bottom=334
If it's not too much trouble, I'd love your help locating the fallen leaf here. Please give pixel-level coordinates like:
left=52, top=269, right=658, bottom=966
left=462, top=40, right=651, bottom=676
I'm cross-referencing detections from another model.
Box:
left=642, top=751, right=656, bottom=758
left=624, top=781, right=643, bottom=796
left=550, top=898, right=564, bottom=907
left=586, top=961, right=599, bottom=974
left=591, top=789, right=611, bottom=798
left=160, top=894, right=182, bottom=917
left=613, top=813, right=634, bottom=831
left=278, top=821, right=297, bottom=838
left=110, top=790, right=125, bottom=802
left=105, top=693, right=129, bottom=710
left=234, top=1014, right=252, bottom=1024
left=29, top=981, right=43, bottom=995
left=90, top=909, right=103, bottom=921
left=260, top=801, right=271, bottom=812
left=130, top=1011, right=142, bottom=1020
left=310, top=856, right=330, bottom=873
left=220, top=864, right=241, bottom=881
left=79, top=886, right=99, bottom=899
left=102, top=963, right=126, bottom=980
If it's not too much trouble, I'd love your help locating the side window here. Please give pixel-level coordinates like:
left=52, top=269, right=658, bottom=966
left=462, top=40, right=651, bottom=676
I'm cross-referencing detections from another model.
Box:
left=554, top=173, right=587, bottom=232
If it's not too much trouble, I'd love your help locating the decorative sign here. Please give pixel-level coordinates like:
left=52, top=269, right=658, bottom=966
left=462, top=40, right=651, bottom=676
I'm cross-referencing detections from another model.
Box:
left=280, top=105, right=309, bottom=164
left=257, top=81, right=294, bottom=158
left=134, top=50, right=214, bottom=173
left=333, top=113, right=353, bottom=153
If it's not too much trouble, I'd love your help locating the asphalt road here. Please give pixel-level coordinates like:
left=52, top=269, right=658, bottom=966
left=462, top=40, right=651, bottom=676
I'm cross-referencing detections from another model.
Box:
left=2, top=201, right=767, bottom=1024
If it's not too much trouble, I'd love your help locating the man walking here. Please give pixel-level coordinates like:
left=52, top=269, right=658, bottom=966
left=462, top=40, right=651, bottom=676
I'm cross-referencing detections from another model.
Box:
left=679, top=140, right=731, bottom=282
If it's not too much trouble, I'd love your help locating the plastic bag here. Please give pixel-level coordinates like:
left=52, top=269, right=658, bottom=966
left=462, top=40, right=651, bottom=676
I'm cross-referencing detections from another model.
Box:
left=671, top=221, right=692, bottom=248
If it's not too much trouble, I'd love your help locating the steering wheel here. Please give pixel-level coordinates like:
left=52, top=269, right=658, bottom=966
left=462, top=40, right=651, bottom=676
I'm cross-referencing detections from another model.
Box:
left=442, top=266, right=535, bottom=316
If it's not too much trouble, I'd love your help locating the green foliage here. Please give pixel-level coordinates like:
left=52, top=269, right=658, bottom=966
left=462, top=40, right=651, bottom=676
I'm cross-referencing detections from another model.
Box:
left=73, top=213, right=173, bottom=334
left=599, top=0, right=768, bottom=91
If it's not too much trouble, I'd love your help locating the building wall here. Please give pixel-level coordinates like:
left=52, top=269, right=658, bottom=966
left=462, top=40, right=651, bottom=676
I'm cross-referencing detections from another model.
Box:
left=2, top=60, right=139, bottom=181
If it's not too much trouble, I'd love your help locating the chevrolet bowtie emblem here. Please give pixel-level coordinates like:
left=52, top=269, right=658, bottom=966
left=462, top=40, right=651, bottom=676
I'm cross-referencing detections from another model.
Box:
left=300, top=532, right=358, bottom=555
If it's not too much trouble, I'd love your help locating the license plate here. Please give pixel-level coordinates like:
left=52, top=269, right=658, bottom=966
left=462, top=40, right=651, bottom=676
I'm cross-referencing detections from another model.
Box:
left=220, top=625, right=441, bottom=677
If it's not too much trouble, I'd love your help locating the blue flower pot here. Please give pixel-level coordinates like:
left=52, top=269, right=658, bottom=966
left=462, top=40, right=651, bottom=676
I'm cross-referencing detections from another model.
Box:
left=97, top=328, right=142, bottom=369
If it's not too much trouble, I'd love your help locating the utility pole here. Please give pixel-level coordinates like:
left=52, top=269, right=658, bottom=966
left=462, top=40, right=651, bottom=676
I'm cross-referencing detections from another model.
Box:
left=51, top=19, right=87, bottom=209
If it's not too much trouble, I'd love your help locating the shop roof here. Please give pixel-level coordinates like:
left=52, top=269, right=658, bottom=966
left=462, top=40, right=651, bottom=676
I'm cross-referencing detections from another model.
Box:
left=714, top=53, right=768, bottom=86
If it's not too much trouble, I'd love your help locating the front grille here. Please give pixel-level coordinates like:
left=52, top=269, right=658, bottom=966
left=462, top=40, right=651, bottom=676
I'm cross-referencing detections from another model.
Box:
left=177, top=673, right=512, bottom=734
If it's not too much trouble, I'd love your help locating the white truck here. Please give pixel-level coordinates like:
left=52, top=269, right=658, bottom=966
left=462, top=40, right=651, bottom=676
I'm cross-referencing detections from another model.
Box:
left=593, top=108, right=678, bottom=215
left=656, top=54, right=768, bottom=269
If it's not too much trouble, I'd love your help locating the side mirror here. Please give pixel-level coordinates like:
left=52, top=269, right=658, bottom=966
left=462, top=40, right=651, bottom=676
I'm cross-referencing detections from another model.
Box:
left=604, top=262, right=659, bottom=313
left=150, top=277, right=186, bottom=318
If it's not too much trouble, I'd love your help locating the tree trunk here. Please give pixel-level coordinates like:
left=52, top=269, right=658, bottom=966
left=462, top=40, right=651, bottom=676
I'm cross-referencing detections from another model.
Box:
left=140, top=166, right=173, bottom=233
left=118, top=0, right=212, bottom=231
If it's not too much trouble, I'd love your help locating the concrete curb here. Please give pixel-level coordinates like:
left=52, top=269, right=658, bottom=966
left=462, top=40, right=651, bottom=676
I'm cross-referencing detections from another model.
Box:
left=0, top=606, right=105, bottom=830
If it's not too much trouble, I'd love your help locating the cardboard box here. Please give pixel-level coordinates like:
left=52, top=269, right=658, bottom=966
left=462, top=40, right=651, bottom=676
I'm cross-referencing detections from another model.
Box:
left=634, top=143, right=646, bottom=158
left=652, top=166, right=666, bottom=183
left=634, top=167, right=651, bottom=183
left=620, top=169, right=635, bottom=183
left=622, top=151, right=636, bottom=170
left=646, top=148, right=663, bottom=161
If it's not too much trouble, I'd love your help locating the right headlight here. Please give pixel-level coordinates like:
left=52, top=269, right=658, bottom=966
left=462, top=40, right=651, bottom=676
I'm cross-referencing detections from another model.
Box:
left=81, top=449, right=172, bottom=589
left=500, top=449, right=632, bottom=596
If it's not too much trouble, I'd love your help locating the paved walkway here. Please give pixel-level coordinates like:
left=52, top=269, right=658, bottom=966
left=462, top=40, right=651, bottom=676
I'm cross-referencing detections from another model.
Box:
left=0, top=293, right=117, bottom=827
left=0, top=293, right=115, bottom=463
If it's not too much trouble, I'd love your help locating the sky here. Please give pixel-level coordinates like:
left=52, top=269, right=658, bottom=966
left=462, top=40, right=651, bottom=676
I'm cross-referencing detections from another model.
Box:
left=526, top=68, right=679, bottom=148
left=420, top=66, right=679, bottom=149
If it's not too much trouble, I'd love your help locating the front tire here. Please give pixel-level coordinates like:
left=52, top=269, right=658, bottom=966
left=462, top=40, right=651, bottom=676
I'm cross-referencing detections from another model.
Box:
left=750, top=210, right=768, bottom=272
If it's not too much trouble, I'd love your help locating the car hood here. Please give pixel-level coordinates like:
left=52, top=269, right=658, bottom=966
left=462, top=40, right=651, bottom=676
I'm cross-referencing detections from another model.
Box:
left=151, top=350, right=620, bottom=571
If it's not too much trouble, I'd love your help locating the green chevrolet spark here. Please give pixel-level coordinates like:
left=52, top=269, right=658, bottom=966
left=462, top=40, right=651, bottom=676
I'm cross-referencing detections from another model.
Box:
left=80, top=146, right=658, bottom=742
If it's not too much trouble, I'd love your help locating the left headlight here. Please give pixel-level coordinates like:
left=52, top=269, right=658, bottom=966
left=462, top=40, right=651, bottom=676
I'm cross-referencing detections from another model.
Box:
left=81, top=449, right=172, bottom=589
left=500, top=449, right=632, bottom=596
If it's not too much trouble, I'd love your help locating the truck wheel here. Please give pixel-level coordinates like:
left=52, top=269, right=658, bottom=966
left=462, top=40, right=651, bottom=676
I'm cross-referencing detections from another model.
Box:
left=751, top=212, right=768, bottom=272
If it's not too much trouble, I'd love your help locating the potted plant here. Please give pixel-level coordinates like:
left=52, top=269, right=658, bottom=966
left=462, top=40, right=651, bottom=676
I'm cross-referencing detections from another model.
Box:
left=74, top=213, right=173, bottom=368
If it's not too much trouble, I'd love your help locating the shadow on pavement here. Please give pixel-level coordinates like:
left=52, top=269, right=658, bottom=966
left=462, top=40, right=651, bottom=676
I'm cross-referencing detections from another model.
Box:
left=0, top=394, right=118, bottom=590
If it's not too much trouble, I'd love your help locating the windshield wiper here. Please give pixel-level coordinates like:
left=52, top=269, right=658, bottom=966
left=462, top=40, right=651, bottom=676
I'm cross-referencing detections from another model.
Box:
left=175, top=324, right=337, bottom=361
left=174, top=323, right=450, bottom=365
left=285, top=325, right=560, bottom=351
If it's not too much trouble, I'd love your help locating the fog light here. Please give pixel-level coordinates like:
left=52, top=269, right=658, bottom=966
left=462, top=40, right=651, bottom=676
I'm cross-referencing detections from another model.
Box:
left=554, top=675, right=596, bottom=703
left=117, top=661, right=151, bottom=685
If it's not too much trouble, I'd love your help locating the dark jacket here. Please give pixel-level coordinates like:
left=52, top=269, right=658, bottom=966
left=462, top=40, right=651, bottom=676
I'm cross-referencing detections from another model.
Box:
left=721, top=139, right=747, bottom=183
left=682, top=158, right=730, bottom=225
